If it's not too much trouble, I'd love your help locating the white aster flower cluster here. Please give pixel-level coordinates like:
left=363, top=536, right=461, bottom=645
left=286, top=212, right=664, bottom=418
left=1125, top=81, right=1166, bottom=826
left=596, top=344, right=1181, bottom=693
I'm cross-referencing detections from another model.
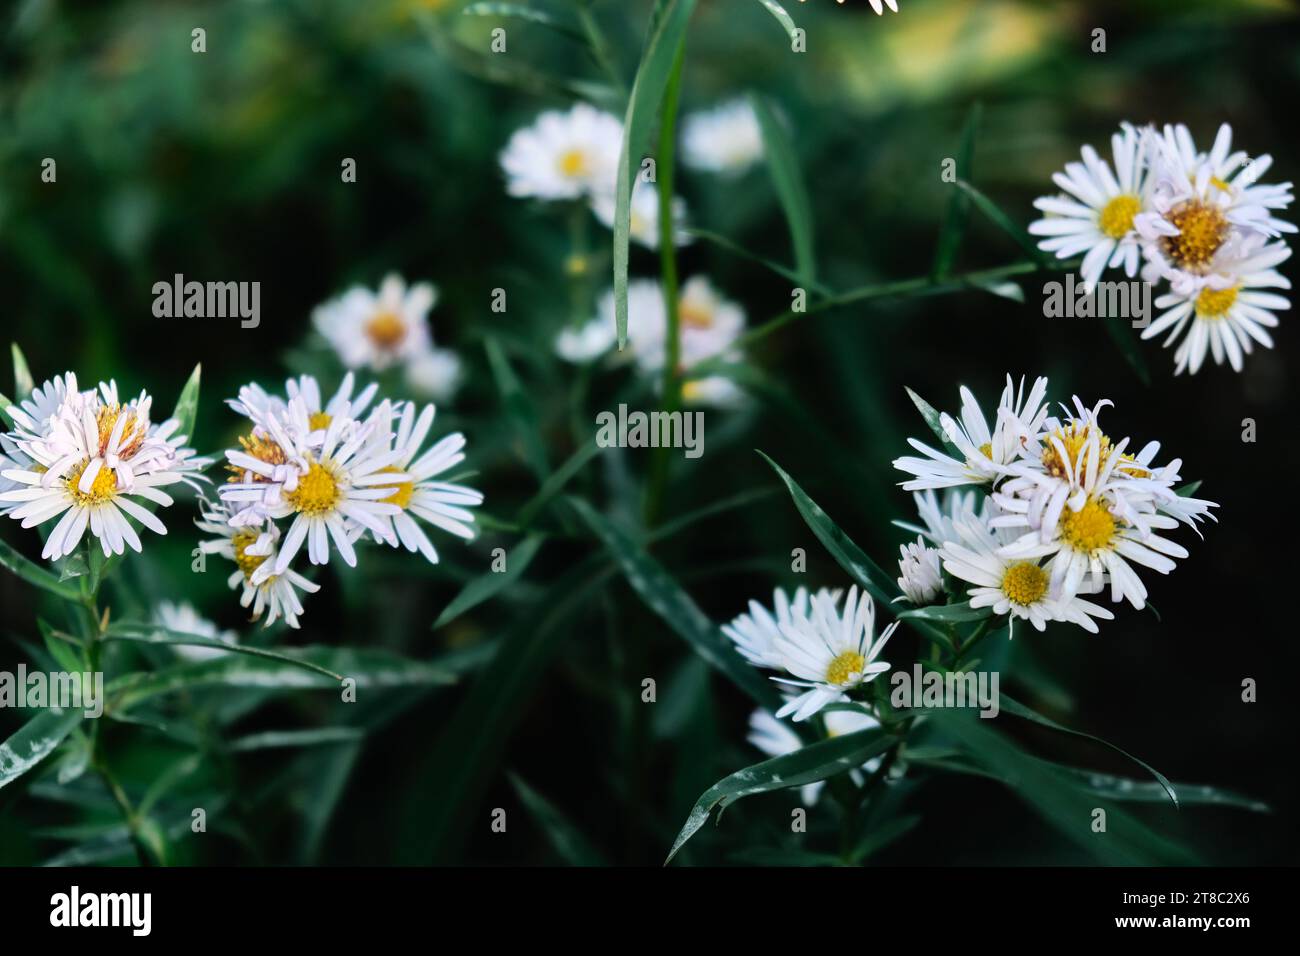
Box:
left=1, top=373, right=209, bottom=560
left=314, top=273, right=463, bottom=401
left=500, top=101, right=762, bottom=406
left=1032, top=122, right=1293, bottom=374
left=208, top=373, right=482, bottom=629
left=893, top=375, right=1217, bottom=634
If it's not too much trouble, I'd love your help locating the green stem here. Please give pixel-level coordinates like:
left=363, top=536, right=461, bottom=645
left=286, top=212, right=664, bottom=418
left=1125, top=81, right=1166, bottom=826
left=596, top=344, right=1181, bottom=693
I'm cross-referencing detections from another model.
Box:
left=643, top=44, right=686, bottom=526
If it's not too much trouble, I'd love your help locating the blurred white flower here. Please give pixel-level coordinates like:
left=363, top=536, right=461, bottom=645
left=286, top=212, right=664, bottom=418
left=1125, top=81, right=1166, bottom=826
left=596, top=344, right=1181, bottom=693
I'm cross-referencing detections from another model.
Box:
left=405, top=347, right=463, bottom=401
left=499, top=103, right=623, bottom=200
left=747, top=707, right=882, bottom=805
left=314, top=274, right=435, bottom=372
left=681, top=99, right=764, bottom=176
left=590, top=180, right=692, bottom=250
left=154, top=600, right=239, bottom=662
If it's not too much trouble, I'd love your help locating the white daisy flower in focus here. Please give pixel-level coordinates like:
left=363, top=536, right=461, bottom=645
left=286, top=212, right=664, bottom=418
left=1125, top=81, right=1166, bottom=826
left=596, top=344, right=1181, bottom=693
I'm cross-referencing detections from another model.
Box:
left=590, top=180, right=692, bottom=250
left=747, top=707, right=883, bottom=805
left=722, top=586, right=828, bottom=668
left=1136, top=123, right=1295, bottom=293
left=220, top=396, right=407, bottom=573
left=1030, top=123, right=1148, bottom=292
left=1, top=377, right=209, bottom=559
left=229, top=372, right=378, bottom=451
left=196, top=499, right=319, bottom=629
left=361, top=401, right=483, bottom=563
left=154, top=600, right=239, bottom=662
left=499, top=103, right=623, bottom=200
left=681, top=99, right=764, bottom=176
left=893, top=375, right=1049, bottom=491
left=939, top=516, right=1113, bottom=634
left=895, top=488, right=993, bottom=546
left=773, top=586, right=898, bottom=722
left=314, top=274, right=436, bottom=373
left=1141, top=235, right=1291, bottom=374
left=896, top=535, right=942, bottom=605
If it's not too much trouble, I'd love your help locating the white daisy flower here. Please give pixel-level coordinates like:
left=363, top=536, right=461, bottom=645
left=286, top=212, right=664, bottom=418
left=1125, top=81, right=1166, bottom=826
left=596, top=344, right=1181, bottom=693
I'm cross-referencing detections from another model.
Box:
left=896, top=535, right=942, bottom=605
left=360, top=400, right=483, bottom=563
left=228, top=373, right=378, bottom=449
left=938, top=515, right=1113, bottom=634
left=681, top=99, right=764, bottom=176
left=590, top=180, right=692, bottom=250
left=314, top=274, right=436, bottom=372
left=1030, top=122, right=1148, bottom=291
left=722, top=586, right=827, bottom=668
left=196, top=499, right=319, bottom=629
left=866, top=0, right=900, bottom=13
left=1141, top=234, right=1291, bottom=374
left=154, top=600, right=239, bottom=662
left=893, top=374, right=1049, bottom=491
left=896, top=488, right=993, bottom=546
left=1, top=377, right=209, bottom=559
left=1137, top=123, right=1295, bottom=293
left=772, top=586, right=898, bottom=722
left=220, top=396, right=407, bottom=573
left=747, top=707, right=883, bottom=805
left=562, top=278, right=748, bottom=406
left=404, top=347, right=463, bottom=401
left=499, top=102, right=623, bottom=200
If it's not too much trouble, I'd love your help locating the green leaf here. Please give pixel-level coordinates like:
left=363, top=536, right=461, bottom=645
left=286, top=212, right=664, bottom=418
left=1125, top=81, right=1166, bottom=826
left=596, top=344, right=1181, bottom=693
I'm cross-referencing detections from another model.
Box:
left=0, top=387, right=13, bottom=427
left=516, top=440, right=600, bottom=526
left=0, top=538, right=83, bottom=600
left=957, top=179, right=1047, bottom=264
left=998, top=695, right=1179, bottom=807
left=904, top=385, right=960, bottom=453
left=1102, top=315, right=1153, bottom=387
left=461, top=2, right=585, bottom=42
left=612, top=0, right=699, bottom=348
left=753, top=0, right=799, bottom=44
left=509, top=773, right=608, bottom=866
left=569, top=497, right=780, bottom=708
left=1059, top=767, right=1269, bottom=813
left=227, top=728, right=365, bottom=752
left=932, top=103, right=981, bottom=280
left=105, top=645, right=456, bottom=712
left=484, top=337, right=549, bottom=481
left=925, top=708, right=1198, bottom=865
left=104, top=623, right=349, bottom=682
left=170, top=362, right=202, bottom=441
left=667, top=727, right=894, bottom=863
left=0, top=707, right=85, bottom=790
left=1175, top=480, right=1202, bottom=497
left=850, top=813, right=921, bottom=863
left=897, top=602, right=993, bottom=624
left=11, top=342, right=33, bottom=398
left=751, top=94, right=815, bottom=286
left=433, top=533, right=545, bottom=629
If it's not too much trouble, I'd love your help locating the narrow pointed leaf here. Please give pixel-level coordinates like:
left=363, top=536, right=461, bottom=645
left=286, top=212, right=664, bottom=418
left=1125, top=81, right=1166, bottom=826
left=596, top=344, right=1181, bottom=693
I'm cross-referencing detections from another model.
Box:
left=0, top=707, right=85, bottom=790
left=751, top=94, right=815, bottom=286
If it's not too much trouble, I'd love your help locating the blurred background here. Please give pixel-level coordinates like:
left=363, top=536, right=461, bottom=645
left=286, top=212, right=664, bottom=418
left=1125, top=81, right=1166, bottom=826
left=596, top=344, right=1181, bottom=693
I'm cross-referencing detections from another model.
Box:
left=1, top=0, right=1297, bottom=865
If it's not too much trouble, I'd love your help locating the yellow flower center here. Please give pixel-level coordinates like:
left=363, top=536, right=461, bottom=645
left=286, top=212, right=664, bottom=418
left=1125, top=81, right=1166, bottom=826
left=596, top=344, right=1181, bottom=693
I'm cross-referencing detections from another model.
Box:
left=232, top=529, right=270, bottom=581
left=977, top=442, right=993, bottom=459
left=365, top=311, right=407, bottom=351
left=1195, top=284, right=1240, bottom=319
left=1041, top=422, right=1111, bottom=483
left=679, top=299, right=714, bottom=329
left=1098, top=194, right=1140, bottom=240
left=228, top=431, right=288, bottom=483
left=308, top=411, right=333, bottom=431
left=1001, top=562, right=1048, bottom=606
left=65, top=460, right=118, bottom=505
left=557, top=148, right=590, bottom=178
left=1209, top=175, right=1232, bottom=193
left=1059, top=498, right=1116, bottom=553
left=285, top=461, right=342, bottom=516
left=1161, top=200, right=1228, bottom=270
left=374, top=465, right=415, bottom=510
left=1114, top=452, right=1150, bottom=479
left=95, top=404, right=144, bottom=459
left=825, top=650, right=866, bottom=686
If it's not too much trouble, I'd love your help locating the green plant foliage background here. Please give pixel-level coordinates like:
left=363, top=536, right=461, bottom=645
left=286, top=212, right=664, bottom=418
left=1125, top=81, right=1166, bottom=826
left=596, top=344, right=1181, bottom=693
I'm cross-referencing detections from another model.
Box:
left=0, top=0, right=1296, bottom=865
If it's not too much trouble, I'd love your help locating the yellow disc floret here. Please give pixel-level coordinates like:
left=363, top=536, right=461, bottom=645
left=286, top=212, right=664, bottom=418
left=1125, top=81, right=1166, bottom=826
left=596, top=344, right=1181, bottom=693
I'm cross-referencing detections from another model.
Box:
left=1001, top=562, right=1048, bottom=606
left=365, top=311, right=407, bottom=351
left=374, top=465, right=415, bottom=510
left=825, top=650, right=866, bottom=686
left=1059, top=498, right=1116, bottom=553
left=65, top=460, right=118, bottom=505
left=1098, top=194, right=1140, bottom=240
left=1195, top=284, right=1240, bottom=319
left=1161, top=200, right=1228, bottom=270
left=232, top=528, right=270, bottom=581
left=1041, top=422, right=1111, bottom=484
left=285, top=461, right=342, bottom=516
left=556, top=148, right=590, bottom=178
